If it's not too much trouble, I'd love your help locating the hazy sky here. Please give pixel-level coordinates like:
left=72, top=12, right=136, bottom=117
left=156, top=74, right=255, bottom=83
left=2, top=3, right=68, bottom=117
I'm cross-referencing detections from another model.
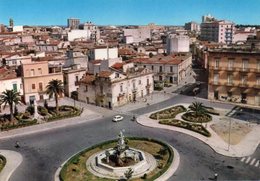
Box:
left=0, top=0, right=259, bottom=26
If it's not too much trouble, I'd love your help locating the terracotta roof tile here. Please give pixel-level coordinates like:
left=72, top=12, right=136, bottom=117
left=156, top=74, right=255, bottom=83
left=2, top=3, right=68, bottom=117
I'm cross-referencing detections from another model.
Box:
left=98, top=70, right=113, bottom=78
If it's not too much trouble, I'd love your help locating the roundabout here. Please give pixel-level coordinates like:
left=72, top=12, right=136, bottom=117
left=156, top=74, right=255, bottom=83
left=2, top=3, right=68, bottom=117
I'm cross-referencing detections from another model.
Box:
left=57, top=131, right=180, bottom=181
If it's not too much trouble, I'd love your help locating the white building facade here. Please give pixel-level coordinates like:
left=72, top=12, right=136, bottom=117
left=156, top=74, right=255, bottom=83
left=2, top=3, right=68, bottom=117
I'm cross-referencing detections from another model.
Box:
left=166, top=34, right=190, bottom=54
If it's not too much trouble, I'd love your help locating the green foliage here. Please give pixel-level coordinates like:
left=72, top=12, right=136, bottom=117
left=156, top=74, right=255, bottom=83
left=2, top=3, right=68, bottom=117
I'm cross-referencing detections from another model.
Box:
left=46, top=79, right=64, bottom=112
left=37, top=106, right=48, bottom=116
left=188, top=102, right=208, bottom=117
left=14, top=105, right=19, bottom=116
left=47, top=106, right=82, bottom=122
left=159, top=119, right=211, bottom=137
left=0, top=119, right=37, bottom=131
left=150, top=105, right=187, bottom=120
left=26, top=105, right=35, bottom=115
left=0, top=89, right=21, bottom=121
left=182, top=112, right=212, bottom=123
left=44, top=100, right=48, bottom=109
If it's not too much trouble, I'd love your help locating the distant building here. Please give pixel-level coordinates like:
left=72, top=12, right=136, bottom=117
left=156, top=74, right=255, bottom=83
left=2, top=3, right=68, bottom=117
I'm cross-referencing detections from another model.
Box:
left=88, top=46, right=118, bottom=60
left=200, top=19, right=235, bottom=44
left=67, top=18, right=80, bottom=30
left=79, top=21, right=100, bottom=41
left=166, top=34, right=190, bottom=54
left=67, top=30, right=91, bottom=41
left=12, top=26, right=23, bottom=32
left=123, top=28, right=151, bottom=43
left=208, top=48, right=260, bottom=106
left=184, top=21, right=200, bottom=32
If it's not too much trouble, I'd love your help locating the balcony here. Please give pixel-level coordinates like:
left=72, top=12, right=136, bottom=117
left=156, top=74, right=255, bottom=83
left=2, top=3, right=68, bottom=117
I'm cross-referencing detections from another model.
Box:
left=75, top=81, right=80, bottom=86
left=209, top=66, right=221, bottom=70
left=225, top=82, right=234, bottom=86
left=238, top=83, right=248, bottom=88
left=237, top=67, right=249, bottom=72
left=254, top=84, right=260, bottom=89
left=250, top=68, right=260, bottom=73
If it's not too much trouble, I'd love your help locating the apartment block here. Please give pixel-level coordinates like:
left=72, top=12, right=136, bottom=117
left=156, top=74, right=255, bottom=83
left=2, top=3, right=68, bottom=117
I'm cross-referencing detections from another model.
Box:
left=22, top=61, right=63, bottom=104
left=208, top=49, right=260, bottom=106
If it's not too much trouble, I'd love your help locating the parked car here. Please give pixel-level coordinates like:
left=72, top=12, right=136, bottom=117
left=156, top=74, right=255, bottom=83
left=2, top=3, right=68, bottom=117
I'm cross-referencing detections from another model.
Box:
left=112, top=115, right=124, bottom=122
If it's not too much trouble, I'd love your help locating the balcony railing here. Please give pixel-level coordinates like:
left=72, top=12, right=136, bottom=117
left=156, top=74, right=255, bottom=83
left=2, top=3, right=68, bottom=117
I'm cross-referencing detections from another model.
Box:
left=238, top=83, right=248, bottom=87
left=226, top=82, right=234, bottom=86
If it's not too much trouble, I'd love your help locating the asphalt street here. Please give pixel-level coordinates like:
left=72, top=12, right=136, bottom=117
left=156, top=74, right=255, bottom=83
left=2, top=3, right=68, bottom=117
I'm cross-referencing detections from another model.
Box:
left=0, top=95, right=259, bottom=181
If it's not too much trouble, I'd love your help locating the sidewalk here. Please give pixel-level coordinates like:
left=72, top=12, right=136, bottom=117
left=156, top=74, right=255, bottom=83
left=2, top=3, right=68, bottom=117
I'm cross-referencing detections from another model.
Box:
left=137, top=104, right=260, bottom=157
left=0, top=107, right=103, bottom=140
left=0, top=150, right=22, bottom=181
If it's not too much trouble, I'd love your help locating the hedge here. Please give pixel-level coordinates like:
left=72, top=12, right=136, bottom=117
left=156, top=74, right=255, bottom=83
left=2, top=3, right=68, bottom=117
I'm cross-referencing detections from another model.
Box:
left=59, top=137, right=174, bottom=181
left=47, top=107, right=82, bottom=122
left=159, top=119, right=211, bottom=137
left=181, top=112, right=212, bottom=123
left=0, top=154, right=6, bottom=172
left=150, top=105, right=187, bottom=120
left=0, top=119, right=38, bottom=131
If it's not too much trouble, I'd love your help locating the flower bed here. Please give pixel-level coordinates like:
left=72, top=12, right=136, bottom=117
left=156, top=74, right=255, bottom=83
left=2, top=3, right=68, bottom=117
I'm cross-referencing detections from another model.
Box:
left=159, top=119, right=211, bottom=137
left=47, top=106, right=82, bottom=122
left=181, top=112, right=212, bottom=123
left=0, top=119, right=38, bottom=131
left=150, top=105, right=187, bottom=120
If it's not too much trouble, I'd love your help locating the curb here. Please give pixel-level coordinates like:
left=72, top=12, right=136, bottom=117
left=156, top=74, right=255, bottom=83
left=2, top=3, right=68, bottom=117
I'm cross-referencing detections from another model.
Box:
left=136, top=107, right=260, bottom=158
left=0, top=150, right=23, bottom=181
left=0, top=114, right=103, bottom=140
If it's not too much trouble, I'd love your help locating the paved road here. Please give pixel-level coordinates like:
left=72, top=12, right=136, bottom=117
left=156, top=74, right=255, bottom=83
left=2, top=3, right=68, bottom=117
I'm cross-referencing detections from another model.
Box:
left=0, top=95, right=259, bottom=181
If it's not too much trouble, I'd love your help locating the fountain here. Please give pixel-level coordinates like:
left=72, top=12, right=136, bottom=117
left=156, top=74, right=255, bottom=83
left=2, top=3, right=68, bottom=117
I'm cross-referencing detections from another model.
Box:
left=86, top=131, right=157, bottom=179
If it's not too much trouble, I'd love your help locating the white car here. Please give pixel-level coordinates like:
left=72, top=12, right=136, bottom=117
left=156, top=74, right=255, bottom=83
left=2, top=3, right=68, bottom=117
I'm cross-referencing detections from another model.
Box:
left=112, top=115, right=124, bottom=122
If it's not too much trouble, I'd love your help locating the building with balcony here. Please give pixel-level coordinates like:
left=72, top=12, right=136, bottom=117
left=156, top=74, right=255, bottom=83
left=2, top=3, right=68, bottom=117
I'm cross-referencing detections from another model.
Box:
left=21, top=60, right=63, bottom=104
left=200, top=16, right=235, bottom=44
left=131, top=53, right=192, bottom=84
left=78, top=64, right=153, bottom=109
left=208, top=49, right=260, bottom=106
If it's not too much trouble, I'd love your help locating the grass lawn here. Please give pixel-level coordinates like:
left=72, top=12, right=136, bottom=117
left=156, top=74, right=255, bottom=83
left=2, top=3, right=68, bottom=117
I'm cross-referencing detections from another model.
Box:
left=60, top=139, right=172, bottom=181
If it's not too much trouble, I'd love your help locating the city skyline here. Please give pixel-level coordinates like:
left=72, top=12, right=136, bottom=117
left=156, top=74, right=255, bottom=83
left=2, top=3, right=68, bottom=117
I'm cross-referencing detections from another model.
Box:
left=0, top=0, right=260, bottom=26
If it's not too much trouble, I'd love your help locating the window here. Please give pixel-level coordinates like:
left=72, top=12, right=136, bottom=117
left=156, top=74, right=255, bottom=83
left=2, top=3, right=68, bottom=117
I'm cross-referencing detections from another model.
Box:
left=257, top=77, right=260, bottom=85
left=227, top=91, right=232, bottom=97
left=85, top=85, right=88, bottom=92
left=120, top=84, right=123, bottom=92
left=170, top=66, right=173, bottom=72
left=75, top=75, right=79, bottom=82
left=39, top=82, right=43, bottom=91
left=139, top=80, right=141, bottom=85
left=159, top=66, right=163, bottom=72
left=227, top=74, right=233, bottom=85
left=13, top=83, right=17, bottom=92
left=151, top=65, right=154, bottom=70
left=213, top=74, right=219, bottom=84
left=30, top=69, right=35, bottom=76
left=242, top=59, right=249, bottom=70
left=147, top=78, right=150, bottom=85
left=32, top=84, right=36, bottom=90
left=143, top=65, right=146, bottom=68
left=100, top=85, right=103, bottom=93
left=241, top=75, right=247, bottom=85
left=228, top=59, right=234, bottom=69
left=215, top=59, right=220, bottom=68
left=38, top=68, right=42, bottom=75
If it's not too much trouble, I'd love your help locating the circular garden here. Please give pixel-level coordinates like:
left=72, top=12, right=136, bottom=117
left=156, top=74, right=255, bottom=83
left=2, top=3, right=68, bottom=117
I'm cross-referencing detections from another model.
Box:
left=59, top=137, right=174, bottom=181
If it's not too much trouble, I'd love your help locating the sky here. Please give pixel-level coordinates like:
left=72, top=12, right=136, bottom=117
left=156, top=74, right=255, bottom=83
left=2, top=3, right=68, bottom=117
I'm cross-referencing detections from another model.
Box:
left=0, top=0, right=260, bottom=26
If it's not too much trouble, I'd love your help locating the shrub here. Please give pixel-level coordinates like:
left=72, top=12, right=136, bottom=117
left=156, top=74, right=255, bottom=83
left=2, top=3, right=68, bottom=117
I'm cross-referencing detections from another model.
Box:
left=38, top=106, right=48, bottom=116
left=26, top=105, right=35, bottom=115
left=182, top=112, right=212, bottom=123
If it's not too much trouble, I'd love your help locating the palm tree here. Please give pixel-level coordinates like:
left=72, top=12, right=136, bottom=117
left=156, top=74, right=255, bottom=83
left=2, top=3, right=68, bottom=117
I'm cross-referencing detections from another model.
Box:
left=46, top=79, right=64, bottom=113
left=0, top=90, right=21, bottom=121
left=189, top=102, right=207, bottom=116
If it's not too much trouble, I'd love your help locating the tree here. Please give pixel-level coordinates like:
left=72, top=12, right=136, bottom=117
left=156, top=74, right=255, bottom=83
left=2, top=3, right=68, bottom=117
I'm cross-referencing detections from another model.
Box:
left=45, top=79, right=64, bottom=113
left=188, top=102, right=207, bottom=116
left=0, top=90, right=21, bottom=121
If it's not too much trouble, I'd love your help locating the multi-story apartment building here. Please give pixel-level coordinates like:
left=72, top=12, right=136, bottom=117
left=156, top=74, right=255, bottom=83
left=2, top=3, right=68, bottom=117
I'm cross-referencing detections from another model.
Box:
left=132, top=53, right=192, bottom=84
left=208, top=49, right=260, bottom=106
left=184, top=21, right=200, bottom=32
left=123, top=28, right=151, bottom=43
left=21, top=60, right=63, bottom=104
left=200, top=19, right=235, bottom=44
left=67, top=18, right=80, bottom=30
